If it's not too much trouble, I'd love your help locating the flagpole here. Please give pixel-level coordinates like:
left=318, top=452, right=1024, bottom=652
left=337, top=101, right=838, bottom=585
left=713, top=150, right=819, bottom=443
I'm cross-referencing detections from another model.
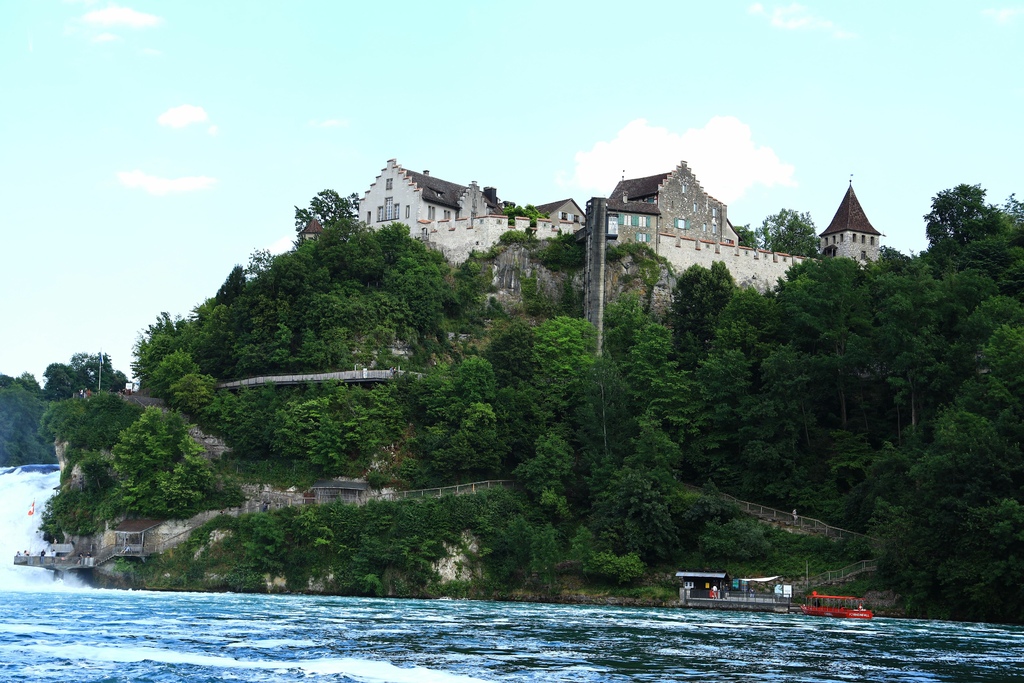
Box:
left=98, top=350, right=103, bottom=392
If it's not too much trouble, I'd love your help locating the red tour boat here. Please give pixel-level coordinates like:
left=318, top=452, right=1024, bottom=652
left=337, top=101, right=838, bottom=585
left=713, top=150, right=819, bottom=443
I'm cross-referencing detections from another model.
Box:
left=801, top=591, right=873, bottom=619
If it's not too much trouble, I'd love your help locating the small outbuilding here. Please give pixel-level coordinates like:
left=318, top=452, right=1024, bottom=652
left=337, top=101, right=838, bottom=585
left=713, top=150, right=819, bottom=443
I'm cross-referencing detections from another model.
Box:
left=676, top=570, right=730, bottom=599
left=114, top=519, right=163, bottom=556
left=309, top=479, right=370, bottom=505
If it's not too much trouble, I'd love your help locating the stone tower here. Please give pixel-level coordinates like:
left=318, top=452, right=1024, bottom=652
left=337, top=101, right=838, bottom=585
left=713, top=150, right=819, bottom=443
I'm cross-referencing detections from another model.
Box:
left=819, top=184, right=881, bottom=261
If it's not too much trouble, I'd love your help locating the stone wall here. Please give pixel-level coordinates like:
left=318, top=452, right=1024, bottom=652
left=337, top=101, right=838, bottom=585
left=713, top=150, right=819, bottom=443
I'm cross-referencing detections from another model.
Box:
left=655, top=235, right=807, bottom=292
left=820, top=230, right=880, bottom=262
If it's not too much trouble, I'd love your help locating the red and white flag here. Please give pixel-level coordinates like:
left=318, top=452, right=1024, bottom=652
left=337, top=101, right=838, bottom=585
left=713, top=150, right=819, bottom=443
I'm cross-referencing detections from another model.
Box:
left=27, top=500, right=34, bottom=516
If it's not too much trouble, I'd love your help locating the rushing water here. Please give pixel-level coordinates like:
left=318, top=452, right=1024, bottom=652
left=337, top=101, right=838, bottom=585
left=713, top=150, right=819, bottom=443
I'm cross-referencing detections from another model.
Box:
left=3, top=467, right=1023, bottom=682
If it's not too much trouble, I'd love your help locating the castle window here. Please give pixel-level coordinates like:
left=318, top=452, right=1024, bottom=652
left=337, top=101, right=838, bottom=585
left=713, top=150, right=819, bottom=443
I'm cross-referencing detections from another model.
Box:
left=693, top=201, right=698, bottom=213
left=428, top=206, right=436, bottom=220
left=621, top=213, right=629, bottom=225
left=840, top=234, right=844, bottom=242
left=385, top=197, right=396, bottom=221
left=636, top=233, right=650, bottom=243
left=712, top=207, right=718, bottom=219
left=367, top=211, right=371, bottom=223
left=861, top=250, right=867, bottom=260
left=682, top=182, right=688, bottom=194
left=405, top=205, right=410, bottom=219
left=675, top=218, right=689, bottom=230
left=385, top=178, right=393, bottom=190
left=861, top=235, right=866, bottom=243
left=702, top=223, right=707, bottom=232
left=870, top=236, right=875, bottom=245
left=443, top=210, right=451, bottom=220
left=377, top=206, right=384, bottom=222
left=638, top=215, right=650, bottom=228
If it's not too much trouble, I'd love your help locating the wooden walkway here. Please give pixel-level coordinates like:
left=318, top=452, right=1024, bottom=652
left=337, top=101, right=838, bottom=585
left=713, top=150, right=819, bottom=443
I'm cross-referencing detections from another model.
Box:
left=215, top=369, right=417, bottom=390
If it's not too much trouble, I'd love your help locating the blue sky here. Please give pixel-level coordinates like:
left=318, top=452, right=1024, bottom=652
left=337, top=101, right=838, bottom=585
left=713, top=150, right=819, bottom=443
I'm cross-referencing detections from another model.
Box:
left=2, top=1, right=1022, bottom=384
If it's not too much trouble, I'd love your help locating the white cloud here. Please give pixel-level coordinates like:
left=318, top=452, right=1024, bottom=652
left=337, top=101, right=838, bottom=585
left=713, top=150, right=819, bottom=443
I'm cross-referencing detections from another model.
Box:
left=92, top=32, right=119, bottom=43
left=983, top=7, right=1024, bottom=23
left=268, top=234, right=296, bottom=255
left=141, top=47, right=161, bottom=56
left=117, top=170, right=217, bottom=195
left=157, top=105, right=209, bottom=128
left=207, top=125, right=219, bottom=136
left=82, top=4, right=162, bottom=28
left=309, top=118, right=350, bottom=128
left=749, top=3, right=853, bottom=38
left=566, top=118, right=796, bottom=204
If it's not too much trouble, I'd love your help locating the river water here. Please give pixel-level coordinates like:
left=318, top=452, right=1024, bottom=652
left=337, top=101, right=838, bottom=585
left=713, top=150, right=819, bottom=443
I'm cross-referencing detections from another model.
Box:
left=3, top=467, right=1022, bottom=682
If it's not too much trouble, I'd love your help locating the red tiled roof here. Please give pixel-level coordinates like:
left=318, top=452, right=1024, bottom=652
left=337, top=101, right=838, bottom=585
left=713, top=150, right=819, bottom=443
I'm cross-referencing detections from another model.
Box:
left=820, top=185, right=880, bottom=237
left=300, top=218, right=324, bottom=235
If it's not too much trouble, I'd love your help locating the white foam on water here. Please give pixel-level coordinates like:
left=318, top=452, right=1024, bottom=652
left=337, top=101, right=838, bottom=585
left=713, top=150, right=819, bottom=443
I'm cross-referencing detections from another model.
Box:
left=224, top=638, right=318, bottom=649
left=13, top=642, right=492, bottom=682
left=0, top=466, right=87, bottom=592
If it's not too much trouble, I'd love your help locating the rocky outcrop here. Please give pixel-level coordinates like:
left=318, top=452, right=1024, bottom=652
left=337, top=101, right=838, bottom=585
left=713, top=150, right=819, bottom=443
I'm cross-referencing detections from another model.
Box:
left=603, top=255, right=674, bottom=317
left=489, top=244, right=577, bottom=309
left=188, top=425, right=230, bottom=460
left=54, top=440, right=69, bottom=472
left=432, top=531, right=481, bottom=583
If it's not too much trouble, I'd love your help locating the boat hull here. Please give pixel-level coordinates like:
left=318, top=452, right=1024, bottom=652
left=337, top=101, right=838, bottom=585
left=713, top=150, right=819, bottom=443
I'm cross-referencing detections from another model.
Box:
left=801, top=606, right=873, bottom=619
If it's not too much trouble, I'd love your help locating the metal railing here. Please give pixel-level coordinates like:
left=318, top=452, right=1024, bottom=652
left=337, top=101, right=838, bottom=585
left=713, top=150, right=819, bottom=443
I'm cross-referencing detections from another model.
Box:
left=805, top=559, right=878, bottom=588
left=683, top=484, right=876, bottom=542
left=381, top=480, right=517, bottom=501
left=216, top=369, right=421, bottom=390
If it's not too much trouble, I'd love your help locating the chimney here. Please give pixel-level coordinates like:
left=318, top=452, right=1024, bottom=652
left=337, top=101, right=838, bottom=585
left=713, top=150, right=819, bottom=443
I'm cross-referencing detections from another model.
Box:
left=423, top=170, right=430, bottom=176
left=483, top=186, right=498, bottom=205
left=622, top=192, right=628, bottom=203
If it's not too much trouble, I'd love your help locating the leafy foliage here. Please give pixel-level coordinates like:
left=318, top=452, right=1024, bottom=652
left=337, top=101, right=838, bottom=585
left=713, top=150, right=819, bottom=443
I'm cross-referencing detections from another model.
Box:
left=34, top=183, right=1024, bottom=622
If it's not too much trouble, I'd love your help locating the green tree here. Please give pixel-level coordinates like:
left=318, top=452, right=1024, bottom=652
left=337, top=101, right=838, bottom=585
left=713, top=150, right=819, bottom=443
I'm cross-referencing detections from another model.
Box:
left=732, top=222, right=757, bottom=247
left=514, top=432, right=574, bottom=515
left=778, top=258, right=872, bottom=428
left=294, top=189, right=359, bottom=232
left=112, top=408, right=212, bottom=518
left=0, top=376, right=54, bottom=465
left=43, top=352, right=129, bottom=399
left=925, top=184, right=1006, bottom=248
left=669, top=262, right=735, bottom=366
left=757, top=209, right=818, bottom=256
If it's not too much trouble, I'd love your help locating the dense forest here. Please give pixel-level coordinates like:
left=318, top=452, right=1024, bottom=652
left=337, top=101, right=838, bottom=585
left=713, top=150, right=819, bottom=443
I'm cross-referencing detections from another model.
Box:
left=29, top=185, right=1024, bottom=622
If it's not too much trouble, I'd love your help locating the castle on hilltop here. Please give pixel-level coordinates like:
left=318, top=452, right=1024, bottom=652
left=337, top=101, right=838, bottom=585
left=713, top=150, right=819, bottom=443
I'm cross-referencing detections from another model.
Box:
left=348, top=159, right=880, bottom=291
left=818, top=183, right=881, bottom=262
left=356, top=159, right=583, bottom=265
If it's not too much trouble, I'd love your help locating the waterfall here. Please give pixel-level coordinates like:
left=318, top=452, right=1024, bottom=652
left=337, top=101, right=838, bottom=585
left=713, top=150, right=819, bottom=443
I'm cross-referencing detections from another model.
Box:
left=1, top=465, right=84, bottom=591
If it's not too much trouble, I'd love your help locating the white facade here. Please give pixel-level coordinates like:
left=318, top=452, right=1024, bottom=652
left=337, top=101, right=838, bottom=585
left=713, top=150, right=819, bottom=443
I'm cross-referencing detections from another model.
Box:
left=359, top=159, right=500, bottom=230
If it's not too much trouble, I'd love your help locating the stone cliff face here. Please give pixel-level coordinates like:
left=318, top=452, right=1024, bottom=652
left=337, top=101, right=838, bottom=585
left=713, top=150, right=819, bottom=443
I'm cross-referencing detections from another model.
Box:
left=485, top=243, right=670, bottom=316
left=601, top=256, right=674, bottom=318
left=488, top=244, right=575, bottom=309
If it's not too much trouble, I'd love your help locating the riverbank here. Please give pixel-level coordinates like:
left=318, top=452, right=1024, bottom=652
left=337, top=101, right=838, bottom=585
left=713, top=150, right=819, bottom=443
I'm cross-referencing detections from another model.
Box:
left=79, top=563, right=905, bottom=618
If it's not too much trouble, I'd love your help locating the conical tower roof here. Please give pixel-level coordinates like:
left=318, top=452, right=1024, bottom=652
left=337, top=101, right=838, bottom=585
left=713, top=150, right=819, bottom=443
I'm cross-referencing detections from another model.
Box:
left=819, top=184, right=880, bottom=237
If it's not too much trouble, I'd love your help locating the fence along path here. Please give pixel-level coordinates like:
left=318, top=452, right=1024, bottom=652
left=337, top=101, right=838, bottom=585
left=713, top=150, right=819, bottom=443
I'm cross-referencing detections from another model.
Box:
left=682, top=484, right=877, bottom=542
left=377, top=480, right=517, bottom=501
left=216, top=369, right=420, bottom=390
left=804, top=559, right=878, bottom=588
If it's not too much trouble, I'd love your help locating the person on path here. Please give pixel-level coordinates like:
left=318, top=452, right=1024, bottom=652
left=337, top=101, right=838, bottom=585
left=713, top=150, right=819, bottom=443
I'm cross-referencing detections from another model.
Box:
left=792, top=508, right=798, bottom=522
